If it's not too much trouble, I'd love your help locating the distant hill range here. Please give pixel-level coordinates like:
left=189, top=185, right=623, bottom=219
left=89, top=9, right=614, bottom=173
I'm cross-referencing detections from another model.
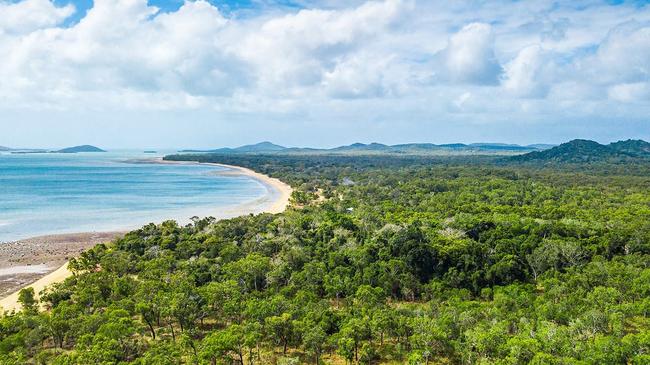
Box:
left=55, top=145, right=106, bottom=153
left=184, top=141, right=287, bottom=154
left=0, top=146, right=10, bottom=152
left=180, top=141, right=555, bottom=156
left=511, top=139, right=650, bottom=163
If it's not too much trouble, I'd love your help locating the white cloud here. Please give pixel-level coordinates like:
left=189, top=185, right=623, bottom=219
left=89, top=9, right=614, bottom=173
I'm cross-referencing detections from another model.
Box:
left=438, top=23, right=502, bottom=85
left=0, top=0, right=415, bottom=108
left=590, top=21, right=650, bottom=85
left=608, top=82, right=650, bottom=103
left=0, top=0, right=74, bottom=34
left=0, top=0, right=242, bottom=108
left=234, top=0, right=408, bottom=95
left=321, top=53, right=410, bottom=98
left=0, top=0, right=649, bottom=138
left=502, top=45, right=550, bottom=98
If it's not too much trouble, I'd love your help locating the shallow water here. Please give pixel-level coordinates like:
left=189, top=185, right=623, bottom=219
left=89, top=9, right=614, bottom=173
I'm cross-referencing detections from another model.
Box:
left=0, top=151, right=268, bottom=242
left=0, top=264, right=51, bottom=276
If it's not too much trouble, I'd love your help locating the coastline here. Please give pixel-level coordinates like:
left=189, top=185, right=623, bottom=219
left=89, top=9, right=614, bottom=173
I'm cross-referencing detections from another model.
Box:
left=152, top=158, right=292, bottom=214
left=0, top=232, right=125, bottom=311
left=0, top=160, right=292, bottom=313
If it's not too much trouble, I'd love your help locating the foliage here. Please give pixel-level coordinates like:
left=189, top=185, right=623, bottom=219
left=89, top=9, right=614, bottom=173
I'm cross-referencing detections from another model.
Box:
left=1, top=154, right=649, bottom=364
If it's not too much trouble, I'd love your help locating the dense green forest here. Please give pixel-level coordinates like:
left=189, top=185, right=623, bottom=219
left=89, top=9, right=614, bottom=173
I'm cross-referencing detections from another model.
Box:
left=1, top=152, right=649, bottom=364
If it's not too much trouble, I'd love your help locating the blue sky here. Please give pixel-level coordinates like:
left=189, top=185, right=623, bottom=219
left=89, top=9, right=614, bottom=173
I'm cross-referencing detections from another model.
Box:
left=0, top=0, right=649, bottom=149
left=52, top=0, right=306, bottom=23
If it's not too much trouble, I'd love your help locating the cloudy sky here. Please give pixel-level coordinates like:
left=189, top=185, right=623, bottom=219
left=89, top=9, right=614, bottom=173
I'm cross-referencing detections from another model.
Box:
left=1, top=0, right=649, bottom=149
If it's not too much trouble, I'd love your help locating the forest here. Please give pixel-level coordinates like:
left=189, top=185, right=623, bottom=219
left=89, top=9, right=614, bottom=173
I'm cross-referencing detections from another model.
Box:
left=1, top=152, right=649, bottom=364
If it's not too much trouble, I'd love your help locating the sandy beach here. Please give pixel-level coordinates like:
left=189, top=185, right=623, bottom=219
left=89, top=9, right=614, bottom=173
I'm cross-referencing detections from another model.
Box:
left=160, top=159, right=292, bottom=214
left=0, top=161, right=292, bottom=313
left=0, top=232, right=125, bottom=307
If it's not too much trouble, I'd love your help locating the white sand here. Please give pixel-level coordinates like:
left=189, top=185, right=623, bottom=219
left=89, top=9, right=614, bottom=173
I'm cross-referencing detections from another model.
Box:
left=206, top=162, right=292, bottom=214
left=0, top=264, right=71, bottom=313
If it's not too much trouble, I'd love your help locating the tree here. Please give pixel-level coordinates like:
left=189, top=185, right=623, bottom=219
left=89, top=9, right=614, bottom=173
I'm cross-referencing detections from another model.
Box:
left=265, top=313, right=294, bottom=355
left=201, top=280, right=244, bottom=323
left=67, top=244, right=106, bottom=275
left=302, top=326, right=327, bottom=364
left=223, top=254, right=271, bottom=292
left=73, top=309, right=138, bottom=364
left=337, top=337, right=356, bottom=365
left=200, top=325, right=246, bottom=365
left=135, top=340, right=183, bottom=365
left=135, top=280, right=168, bottom=339
left=339, top=317, right=372, bottom=362
left=17, top=288, right=37, bottom=314
left=354, top=285, right=384, bottom=311
left=46, top=302, right=78, bottom=349
left=169, top=274, right=204, bottom=332
left=243, top=322, right=263, bottom=365
left=409, top=316, right=446, bottom=365
left=370, top=309, right=394, bottom=346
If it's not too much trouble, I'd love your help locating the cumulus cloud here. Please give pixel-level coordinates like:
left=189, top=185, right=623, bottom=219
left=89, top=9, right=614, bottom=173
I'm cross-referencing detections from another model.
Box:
left=0, top=0, right=74, bottom=34
left=590, top=21, right=650, bottom=85
left=321, top=53, right=410, bottom=98
left=502, top=45, right=551, bottom=98
left=1, top=0, right=242, bottom=108
left=234, top=0, right=408, bottom=95
left=0, top=0, right=414, bottom=107
left=438, top=23, right=502, bottom=85
left=0, top=0, right=649, bottom=134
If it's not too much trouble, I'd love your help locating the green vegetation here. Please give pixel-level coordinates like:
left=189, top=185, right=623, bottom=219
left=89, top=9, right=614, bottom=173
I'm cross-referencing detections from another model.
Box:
left=511, top=139, right=650, bottom=164
left=1, top=152, right=649, bottom=364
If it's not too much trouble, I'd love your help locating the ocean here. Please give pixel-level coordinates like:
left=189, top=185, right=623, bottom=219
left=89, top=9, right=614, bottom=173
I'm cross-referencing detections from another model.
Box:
left=0, top=151, right=269, bottom=242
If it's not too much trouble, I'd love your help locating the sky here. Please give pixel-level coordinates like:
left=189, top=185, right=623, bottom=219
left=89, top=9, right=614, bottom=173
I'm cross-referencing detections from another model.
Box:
left=0, top=0, right=649, bottom=149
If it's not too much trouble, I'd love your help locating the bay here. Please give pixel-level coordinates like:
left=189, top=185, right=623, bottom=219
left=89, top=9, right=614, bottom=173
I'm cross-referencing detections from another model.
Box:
left=0, top=151, right=267, bottom=242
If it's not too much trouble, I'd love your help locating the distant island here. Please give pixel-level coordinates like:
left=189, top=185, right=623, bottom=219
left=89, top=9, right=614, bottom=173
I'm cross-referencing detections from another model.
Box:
left=54, top=145, right=106, bottom=153
left=3, top=147, right=48, bottom=154
left=0, top=145, right=106, bottom=154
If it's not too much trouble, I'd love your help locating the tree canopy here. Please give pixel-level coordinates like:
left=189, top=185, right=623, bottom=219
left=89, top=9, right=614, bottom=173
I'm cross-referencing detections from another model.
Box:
left=1, top=154, right=649, bottom=364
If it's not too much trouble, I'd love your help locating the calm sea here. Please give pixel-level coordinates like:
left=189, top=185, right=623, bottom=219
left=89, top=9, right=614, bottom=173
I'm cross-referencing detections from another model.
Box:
left=0, top=151, right=268, bottom=242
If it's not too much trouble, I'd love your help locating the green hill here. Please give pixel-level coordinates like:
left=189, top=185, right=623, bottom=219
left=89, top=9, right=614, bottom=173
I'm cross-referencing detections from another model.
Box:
left=510, top=139, right=647, bottom=163
left=609, top=139, right=650, bottom=157
left=330, top=142, right=391, bottom=152
left=235, top=141, right=286, bottom=153
left=181, top=141, right=286, bottom=153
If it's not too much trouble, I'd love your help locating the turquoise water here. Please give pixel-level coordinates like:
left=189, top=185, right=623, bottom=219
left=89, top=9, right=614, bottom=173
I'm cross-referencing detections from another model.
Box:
left=0, top=151, right=268, bottom=242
